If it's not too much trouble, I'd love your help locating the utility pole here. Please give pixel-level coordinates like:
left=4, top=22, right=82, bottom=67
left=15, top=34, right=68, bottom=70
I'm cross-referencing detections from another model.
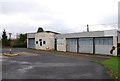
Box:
left=87, top=24, right=89, bottom=32
left=9, top=33, right=12, bottom=54
left=16, top=33, right=19, bottom=39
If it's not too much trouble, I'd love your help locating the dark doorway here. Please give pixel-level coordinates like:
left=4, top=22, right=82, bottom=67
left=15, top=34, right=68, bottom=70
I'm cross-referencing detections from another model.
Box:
left=55, top=39, right=57, bottom=50
left=117, top=43, right=120, bottom=56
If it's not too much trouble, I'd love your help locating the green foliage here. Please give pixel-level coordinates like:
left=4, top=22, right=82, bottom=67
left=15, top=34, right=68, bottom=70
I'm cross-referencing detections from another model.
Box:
left=13, top=42, right=26, bottom=47
left=99, top=57, right=120, bottom=80
left=100, top=57, right=119, bottom=72
left=37, top=27, right=44, bottom=33
left=1, top=30, right=9, bottom=46
left=12, top=34, right=27, bottom=48
left=19, top=34, right=27, bottom=42
left=0, top=40, right=2, bottom=46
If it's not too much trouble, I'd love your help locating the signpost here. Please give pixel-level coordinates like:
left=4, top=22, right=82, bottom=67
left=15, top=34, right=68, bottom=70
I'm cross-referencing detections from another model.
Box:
left=9, top=33, right=12, bottom=54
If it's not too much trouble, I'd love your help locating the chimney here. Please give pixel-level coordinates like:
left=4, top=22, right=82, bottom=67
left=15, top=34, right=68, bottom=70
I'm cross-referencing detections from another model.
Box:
left=87, top=24, right=89, bottom=32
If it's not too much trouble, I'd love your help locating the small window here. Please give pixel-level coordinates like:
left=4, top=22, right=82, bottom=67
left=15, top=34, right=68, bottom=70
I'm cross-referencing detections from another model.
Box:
left=43, top=41, right=46, bottom=44
left=36, top=41, right=38, bottom=44
left=99, top=39, right=104, bottom=45
left=108, top=39, right=113, bottom=45
left=40, top=42, right=42, bottom=46
left=103, top=39, right=109, bottom=45
left=95, top=39, right=99, bottom=45
left=39, top=39, right=42, bottom=41
left=79, top=39, right=93, bottom=45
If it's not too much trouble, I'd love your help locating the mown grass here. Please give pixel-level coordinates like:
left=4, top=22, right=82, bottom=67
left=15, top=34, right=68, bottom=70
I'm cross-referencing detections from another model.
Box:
left=97, top=57, right=120, bottom=80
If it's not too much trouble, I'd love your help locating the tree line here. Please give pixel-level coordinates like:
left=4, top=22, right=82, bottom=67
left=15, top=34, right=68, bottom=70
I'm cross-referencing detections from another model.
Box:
left=1, top=30, right=27, bottom=47
left=1, top=27, right=44, bottom=47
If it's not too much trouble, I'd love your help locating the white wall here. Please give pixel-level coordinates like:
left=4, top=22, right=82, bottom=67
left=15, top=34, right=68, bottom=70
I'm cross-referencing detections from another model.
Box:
left=27, top=38, right=28, bottom=48
left=57, top=38, right=66, bottom=52
left=27, top=33, right=36, bottom=38
left=35, top=32, right=55, bottom=50
left=113, top=36, right=117, bottom=56
left=104, top=30, right=117, bottom=36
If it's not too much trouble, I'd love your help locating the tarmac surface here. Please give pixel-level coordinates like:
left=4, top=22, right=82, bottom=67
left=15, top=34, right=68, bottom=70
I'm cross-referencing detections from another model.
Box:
left=2, top=48, right=112, bottom=79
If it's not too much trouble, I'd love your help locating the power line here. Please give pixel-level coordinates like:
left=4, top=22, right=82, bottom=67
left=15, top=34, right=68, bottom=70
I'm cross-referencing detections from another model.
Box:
left=57, top=23, right=118, bottom=32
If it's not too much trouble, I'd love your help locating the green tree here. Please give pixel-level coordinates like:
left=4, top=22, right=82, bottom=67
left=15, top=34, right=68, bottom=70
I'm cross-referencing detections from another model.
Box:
left=37, top=27, right=44, bottom=33
left=13, top=34, right=27, bottom=47
left=2, top=30, right=9, bottom=46
left=19, top=34, right=27, bottom=43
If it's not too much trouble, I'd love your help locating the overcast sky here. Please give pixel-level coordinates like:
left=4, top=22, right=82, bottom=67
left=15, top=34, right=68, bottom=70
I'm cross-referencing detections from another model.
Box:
left=0, top=0, right=119, bottom=38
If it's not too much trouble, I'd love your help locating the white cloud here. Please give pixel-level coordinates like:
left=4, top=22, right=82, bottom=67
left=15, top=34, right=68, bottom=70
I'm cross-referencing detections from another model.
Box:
left=0, top=0, right=119, bottom=38
left=0, top=14, right=29, bottom=24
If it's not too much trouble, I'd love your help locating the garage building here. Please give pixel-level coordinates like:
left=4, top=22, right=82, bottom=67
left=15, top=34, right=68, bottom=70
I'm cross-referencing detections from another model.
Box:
left=56, top=30, right=120, bottom=56
left=27, top=29, right=120, bottom=56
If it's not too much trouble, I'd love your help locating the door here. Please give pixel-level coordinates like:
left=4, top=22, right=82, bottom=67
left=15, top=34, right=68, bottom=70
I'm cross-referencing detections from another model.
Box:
left=118, top=43, right=120, bottom=56
left=66, top=39, right=77, bottom=52
left=28, top=38, right=35, bottom=48
left=54, top=39, right=57, bottom=50
left=79, top=38, right=93, bottom=53
left=95, top=38, right=113, bottom=55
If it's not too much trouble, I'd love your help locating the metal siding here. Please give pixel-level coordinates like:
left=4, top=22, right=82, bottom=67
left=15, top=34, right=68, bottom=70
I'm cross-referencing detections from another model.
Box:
left=28, top=38, right=35, bottom=48
left=79, top=38, right=93, bottom=53
left=66, top=39, right=77, bottom=52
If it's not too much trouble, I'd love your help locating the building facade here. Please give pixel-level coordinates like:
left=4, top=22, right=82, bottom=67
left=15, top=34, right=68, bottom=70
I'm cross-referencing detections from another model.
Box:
left=27, top=31, right=57, bottom=50
left=56, top=30, right=120, bottom=56
left=27, top=30, right=120, bottom=56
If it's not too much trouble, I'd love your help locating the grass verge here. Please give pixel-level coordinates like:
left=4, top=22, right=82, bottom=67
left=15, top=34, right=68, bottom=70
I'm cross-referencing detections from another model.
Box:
left=94, top=57, right=120, bottom=80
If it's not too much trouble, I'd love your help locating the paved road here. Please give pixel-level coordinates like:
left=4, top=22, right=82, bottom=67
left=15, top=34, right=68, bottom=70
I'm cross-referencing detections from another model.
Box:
left=2, top=48, right=111, bottom=79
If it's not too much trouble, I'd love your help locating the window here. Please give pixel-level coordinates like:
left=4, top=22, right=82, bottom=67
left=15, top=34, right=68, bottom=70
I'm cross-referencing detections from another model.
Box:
left=43, top=41, right=46, bottom=44
left=79, top=39, right=93, bottom=45
left=36, top=41, right=38, bottom=44
left=39, top=39, right=42, bottom=41
left=40, top=42, right=42, bottom=46
left=104, top=38, right=113, bottom=45
left=95, top=38, right=113, bottom=45
left=39, top=39, right=42, bottom=46
left=95, top=39, right=99, bottom=45
left=103, top=39, right=109, bottom=45
left=100, top=39, right=104, bottom=44
left=69, top=39, right=77, bottom=44
left=108, top=39, right=113, bottom=45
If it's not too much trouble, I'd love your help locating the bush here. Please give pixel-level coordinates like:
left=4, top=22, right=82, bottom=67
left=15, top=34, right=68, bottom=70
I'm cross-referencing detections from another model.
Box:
left=12, top=34, right=27, bottom=48
left=12, top=42, right=27, bottom=48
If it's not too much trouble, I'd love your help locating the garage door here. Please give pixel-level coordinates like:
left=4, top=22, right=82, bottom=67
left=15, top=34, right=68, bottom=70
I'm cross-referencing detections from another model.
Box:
left=95, top=38, right=113, bottom=55
left=79, top=38, right=93, bottom=53
left=66, top=39, right=77, bottom=52
left=28, top=38, right=35, bottom=48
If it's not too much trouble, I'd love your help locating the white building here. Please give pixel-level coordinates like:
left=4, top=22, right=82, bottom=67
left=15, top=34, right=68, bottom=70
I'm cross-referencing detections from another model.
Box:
left=27, top=30, right=120, bottom=56
left=56, top=29, right=120, bottom=56
left=27, top=31, right=58, bottom=50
